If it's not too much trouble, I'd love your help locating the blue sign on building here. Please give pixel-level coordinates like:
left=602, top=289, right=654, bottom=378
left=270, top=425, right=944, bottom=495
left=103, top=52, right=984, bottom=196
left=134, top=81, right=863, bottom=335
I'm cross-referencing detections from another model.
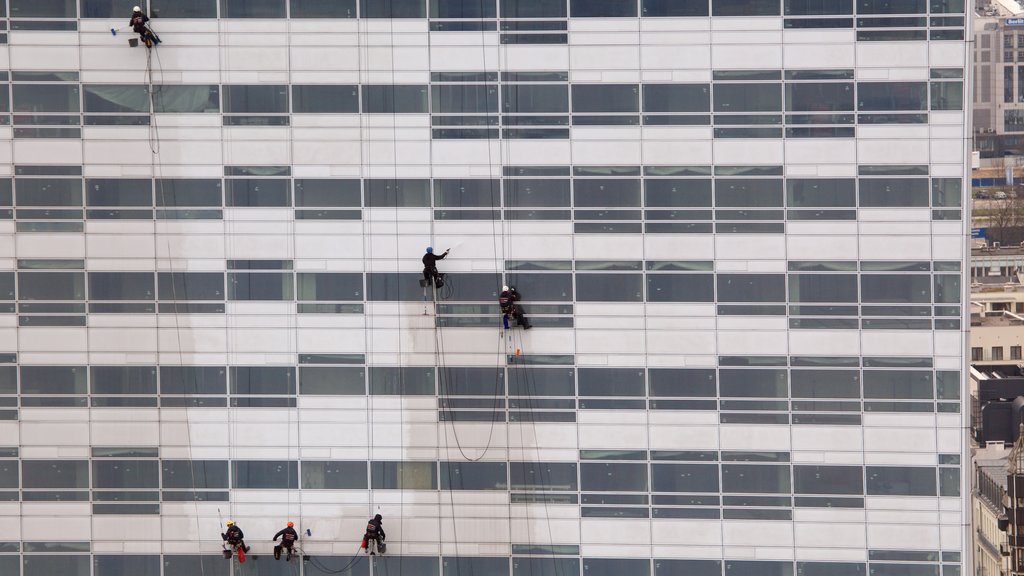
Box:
left=1008, top=17, right=1024, bottom=25
left=973, top=227, right=988, bottom=238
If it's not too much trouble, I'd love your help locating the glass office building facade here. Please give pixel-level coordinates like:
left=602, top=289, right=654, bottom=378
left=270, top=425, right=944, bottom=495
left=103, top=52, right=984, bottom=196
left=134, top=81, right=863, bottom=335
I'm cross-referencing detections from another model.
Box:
left=1, top=0, right=970, bottom=574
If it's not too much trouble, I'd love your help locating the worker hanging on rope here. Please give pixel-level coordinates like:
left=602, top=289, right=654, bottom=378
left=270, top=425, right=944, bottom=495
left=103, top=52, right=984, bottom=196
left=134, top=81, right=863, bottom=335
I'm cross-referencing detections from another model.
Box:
left=129, top=6, right=160, bottom=47
left=273, top=521, right=299, bottom=561
left=422, top=246, right=450, bottom=290
left=361, top=514, right=386, bottom=555
left=500, top=285, right=532, bottom=330
left=222, top=520, right=250, bottom=555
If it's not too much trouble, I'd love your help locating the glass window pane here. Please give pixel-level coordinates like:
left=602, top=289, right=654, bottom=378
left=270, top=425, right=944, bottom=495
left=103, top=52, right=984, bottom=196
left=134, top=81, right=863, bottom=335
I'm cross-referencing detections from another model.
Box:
left=858, top=0, right=924, bottom=12
left=300, top=366, right=365, bottom=395
left=645, top=179, right=712, bottom=207
left=432, top=85, right=498, bottom=114
left=503, top=85, right=569, bottom=113
left=647, top=274, right=714, bottom=302
left=715, top=179, right=783, bottom=207
left=721, top=464, right=790, bottom=493
left=651, top=463, right=719, bottom=492
left=21, top=366, right=87, bottom=394
left=86, top=179, right=152, bottom=207
left=23, top=460, right=89, bottom=488
left=719, top=368, right=788, bottom=398
left=360, top=0, right=426, bottom=16
left=220, top=0, right=286, bottom=17
left=224, top=179, right=290, bottom=207
left=91, top=366, right=157, bottom=395
left=572, top=84, right=639, bottom=113
left=301, top=461, right=367, bottom=489
left=574, top=179, right=641, bottom=207
left=94, top=555, right=161, bottom=576
left=507, top=368, right=575, bottom=396
left=717, top=274, right=786, bottom=302
left=430, top=0, right=496, bottom=16
left=939, top=467, right=959, bottom=496
left=505, top=273, right=572, bottom=302
left=584, top=559, right=651, bottom=576
left=935, top=371, right=959, bottom=400
left=223, top=85, right=288, bottom=113
left=857, top=82, right=928, bottom=111
left=232, top=461, right=298, bottom=489
left=0, top=273, right=12, bottom=302
left=295, top=179, right=361, bottom=207
left=580, top=462, right=648, bottom=491
left=713, top=0, right=779, bottom=13
left=227, top=272, right=294, bottom=300
left=930, top=81, right=962, bottom=110
left=785, top=0, right=851, bottom=12
left=292, top=85, right=359, bottom=113
left=0, top=558, right=15, bottom=576
left=788, top=274, right=858, bottom=303
left=787, top=179, right=855, bottom=207
left=24, top=556, right=90, bottom=576
left=656, top=560, right=721, bottom=576
left=297, top=273, right=362, bottom=301
left=790, top=369, right=859, bottom=398
left=725, top=561, right=793, bottom=576
left=11, top=0, right=76, bottom=16
left=0, top=460, right=19, bottom=488
left=793, top=465, right=863, bottom=494
left=229, top=367, right=295, bottom=395
left=859, top=178, right=928, bottom=207
left=861, top=275, right=930, bottom=303
left=643, top=84, right=710, bottom=112
left=371, top=366, right=436, bottom=395
left=290, top=0, right=357, bottom=17
left=435, top=367, right=500, bottom=395
left=510, top=462, right=578, bottom=490
left=649, top=369, right=716, bottom=397
left=362, top=85, right=428, bottom=113
left=863, top=370, right=933, bottom=399
left=571, top=0, right=637, bottom=16
left=444, top=558, right=510, bottom=576
left=364, top=179, right=431, bottom=207
left=515, top=558, right=582, bottom=576
left=435, top=179, right=500, bottom=208
left=796, top=563, right=865, bottom=576
left=162, top=460, right=229, bottom=489
left=866, top=466, right=936, bottom=496
left=372, top=461, right=438, bottom=489
left=156, top=179, right=223, bottom=206
left=162, top=556, right=230, bottom=576
left=19, top=272, right=86, bottom=300
left=714, top=84, right=781, bottom=111
left=84, top=84, right=150, bottom=113
left=785, top=83, right=854, bottom=111
left=578, top=368, right=645, bottom=396
left=159, top=366, right=227, bottom=395
left=504, top=179, right=571, bottom=207
left=93, top=460, right=159, bottom=488
left=366, top=272, right=427, bottom=301
left=441, top=461, right=508, bottom=490
left=89, top=272, right=154, bottom=300
left=15, top=179, right=82, bottom=206
left=576, top=273, right=643, bottom=301
left=152, top=86, right=220, bottom=114
left=500, top=0, right=566, bottom=17
left=158, top=272, right=225, bottom=301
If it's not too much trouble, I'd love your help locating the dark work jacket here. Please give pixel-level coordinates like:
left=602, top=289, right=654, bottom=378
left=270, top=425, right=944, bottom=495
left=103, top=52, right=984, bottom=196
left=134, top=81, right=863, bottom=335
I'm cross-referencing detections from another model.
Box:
left=274, top=527, right=298, bottom=545
left=365, top=517, right=385, bottom=539
left=422, top=251, right=446, bottom=270
left=223, top=526, right=244, bottom=542
left=499, top=289, right=521, bottom=313
left=129, top=13, right=149, bottom=33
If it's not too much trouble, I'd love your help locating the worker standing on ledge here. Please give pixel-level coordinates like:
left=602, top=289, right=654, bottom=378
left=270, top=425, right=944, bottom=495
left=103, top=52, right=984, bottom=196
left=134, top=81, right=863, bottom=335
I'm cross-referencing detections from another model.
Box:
left=500, top=285, right=531, bottom=330
left=422, top=247, right=449, bottom=289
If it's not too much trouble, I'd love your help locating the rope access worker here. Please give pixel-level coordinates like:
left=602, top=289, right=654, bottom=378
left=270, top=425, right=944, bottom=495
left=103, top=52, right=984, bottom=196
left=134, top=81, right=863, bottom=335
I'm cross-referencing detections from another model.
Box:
left=422, top=247, right=449, bottom=289
left=499, top=285, right=531, bottom=330
left=273, top=521, right=299, bottom=561
left=129, top=6, right=159, bottom=46
left=362, top=514, right=386, bottom=555
left=222, top=521, right=250, bottom=553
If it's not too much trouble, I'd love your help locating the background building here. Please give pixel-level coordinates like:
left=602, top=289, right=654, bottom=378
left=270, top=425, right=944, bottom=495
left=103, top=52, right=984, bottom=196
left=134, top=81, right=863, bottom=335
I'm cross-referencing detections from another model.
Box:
left=1, top=0, right=970, bottom=575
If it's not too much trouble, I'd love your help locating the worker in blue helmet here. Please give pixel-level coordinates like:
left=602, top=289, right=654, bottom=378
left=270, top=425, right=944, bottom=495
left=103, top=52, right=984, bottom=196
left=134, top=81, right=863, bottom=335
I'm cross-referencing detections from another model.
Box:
left=422, top=246, right=449, bottom=289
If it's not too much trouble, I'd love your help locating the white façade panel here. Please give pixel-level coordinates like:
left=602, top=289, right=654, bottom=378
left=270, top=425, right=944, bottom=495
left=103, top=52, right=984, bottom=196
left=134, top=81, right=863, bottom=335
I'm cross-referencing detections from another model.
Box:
left=867, top=524, right=940, bottom=549
left=791, top=426, right=863, bottom=451
left=785, top=234, right=858, bottom=258
left=784, top=140, right=856, bottom=164
left=718, top=330, right=788, bottom=355
left=930, top=139, right=963, bottom=163
left=23, top=516, right=92, bottom=540
left=10, top=45, right=79, bottom=69
left=92, top=517, right=162, bottom=541
left=19, top=328, right=89, bottom=353
left=572, top=140, right=642, bottom=165
left=570, top=45, right=640, bottom=69
left=641, top=45, right=712, bottom=69
left=723, top=521, right=794, bottom=547
left=788, top=330, right=861, bottom=356
left=712, top=44, right=783, bottom=69
left=713, top=139, right=784, bottom=164
left=88, top=328, right=159, bottom=353
left=859, top=235, right=931, bottom=259
left=648, top=425, right=719, bottom=449
left=856, top=43, right=929, bottom=67
left=17, top=233, right=85, bottom=258
left=20, top=422, right=90, bottom=445
left=863, top=428, right=937, bottom=452
left=794, top=523, right=867, bottom=548
left=930, top=42, right=967, bottom=67
left=651, top=520, right=723, bottom=546
left=857, top=139, right=929, bottom=163
left=861, top=331, right=933, bottom=356
left=933, top=332, right=962, bottom=357
left=576, top=329, right=645, bottom=355
left=15, top=140, right=82, bottom=165
left=720, top=425, right=791, bottom=451
left=582, top=518, right=651, bottom=545
left=647, top=330, right=717, bottom=355
left=716, top=235, right=786, bottom=259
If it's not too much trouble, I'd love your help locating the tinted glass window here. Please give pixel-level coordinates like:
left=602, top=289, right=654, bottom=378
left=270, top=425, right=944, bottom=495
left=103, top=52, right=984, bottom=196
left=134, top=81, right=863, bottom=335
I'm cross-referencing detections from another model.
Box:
left=571, top=0, right=638, bottom=16
left=19, top=272, right=86, bottom=300
left=158, top=272, right=225, bottom=301
left=0, top=460, right=18, bottom=488
left=441, top=461, right=508, bottom=490
left=159, top=366, right=227, bottom=395
left=786, top=83, right=854, bottom=111
left=301, top=461, right=367, bottom=489
left=643, top=84, right=711, bottom=112
left=435, top=179, right=500, bottom=208
left=862, top=370, right=933, bottom=399
left=152, top=86, right=220, bottom=113
left=21, top=366, right=87, bottom=394
left=858, top=178, right=928, bottom=207
left=788, top=274, right=858, bottom=303
left=574, top=179, right=641, bottom=207
left=714, top=84, right=781, bottom=111
left=23, top=556, right=90, bottom=576
left=94, top=555, right=162, bottom=576
left=725, top=561, right=793, bottom=576
left=86, top=179, right=152, bottom=207
left=651, top=463, right=719, bottom=492
left=297, top=273, right=362, bottom=301
left=576, top=273, right=643, bottom=301
left=156, top=180, right=223, bottom=207
left=367, top=273, right=427, bottom=301
left=578, top=368, right=645, bottom=396
left=89, top=272, right=154, bottom=300
left=503, top=85, right=570, bottom=114
left=787, top=179, right=855, bottom=207
left=857, top=82, right=928, bottom=111
left=364, top=179, right=431, bottom=207
left=161, top=461, right=229, bottom=489
left=299, top=366, right=365, bottom=395
left=11, top=0, right=76, bottom=16
left=220, top=0, right=286, bottom=17
left=151, top=0, right=218, bottom=17
left=162, top=556, right=230, bottom=576
left=507, top=368, right=575, bottom=397
left=500, top=0, right=567, bottom=17
left=436, top=367, right=500, bottom=395
left=93, top=460, right=159, bottom=488
left=858, top=0, right=925, bottom=12
left=572, top=85, right=639, bottom=113
left=222, top=85, right=288, bottom=113
left=445, top=558, right=510, bottom=576
left=505, top=273, right=573, bottom=301
left=649, top=369, right=716, bottom=397
left=721, top=464, right=790, bottom=493
left=290, top=0, right=357, bottom=17
left=795, top=563, right=864, bottom=576
left=230, top=367, right=296, bottom=395
left=232, top=461, right=298, bottom=489
left=224, top=179, right=291, bottom=207
left=292, top=85, right=359, bottom=113
left=793, top=465, right=863, bottom=494
left=16, top=179, right=82, bottom=206
left=227, top=272, right=294, bottom=300
left=719, top=368, right=788, bottom=397
left=645, top=179, right=712, bottom=207
left=515, top=558, right=581, bottom=576
left=430, top=0, right=497, bottom=16
left=84, top=84, right=150, bottom=113
left=867, top=466, right=936, bottom=496
left=91, top=366, right=157, bottom=395
left=790, top=369, right=859, bottom=398
left=715, top=179, right=783, bottom=207
left=372, top=367, right=436, bottom=395
left=432, top=85, right=498, bottom=114
left=295, top=179, right=361, bottom=207
left=509, top=461, right=578, bottom=490
left=647, top=274, right=714, bottom=302
left=360, top=0, right=426, bottom=16
left=717, top=274, right=786, bottom=302
left=371, top=461, right=438, bottom=489
left=861, top=275, right=930, bottom=303
left=580, top=462, right=647, bottom=491
left=23, top=460, right=89, bottom=488
left=785, top=0, right=851, bottom=12
left=362, top=85, right=428, bottom=113
left=504, top=179, right=571, bottom=207
left=584, top=559, right=651, bottom=576
left=13, top=84, right=79, bottom=112
left=713, top=0, right=779, bottom=13
left=655, top=560, right=722, bottom=576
